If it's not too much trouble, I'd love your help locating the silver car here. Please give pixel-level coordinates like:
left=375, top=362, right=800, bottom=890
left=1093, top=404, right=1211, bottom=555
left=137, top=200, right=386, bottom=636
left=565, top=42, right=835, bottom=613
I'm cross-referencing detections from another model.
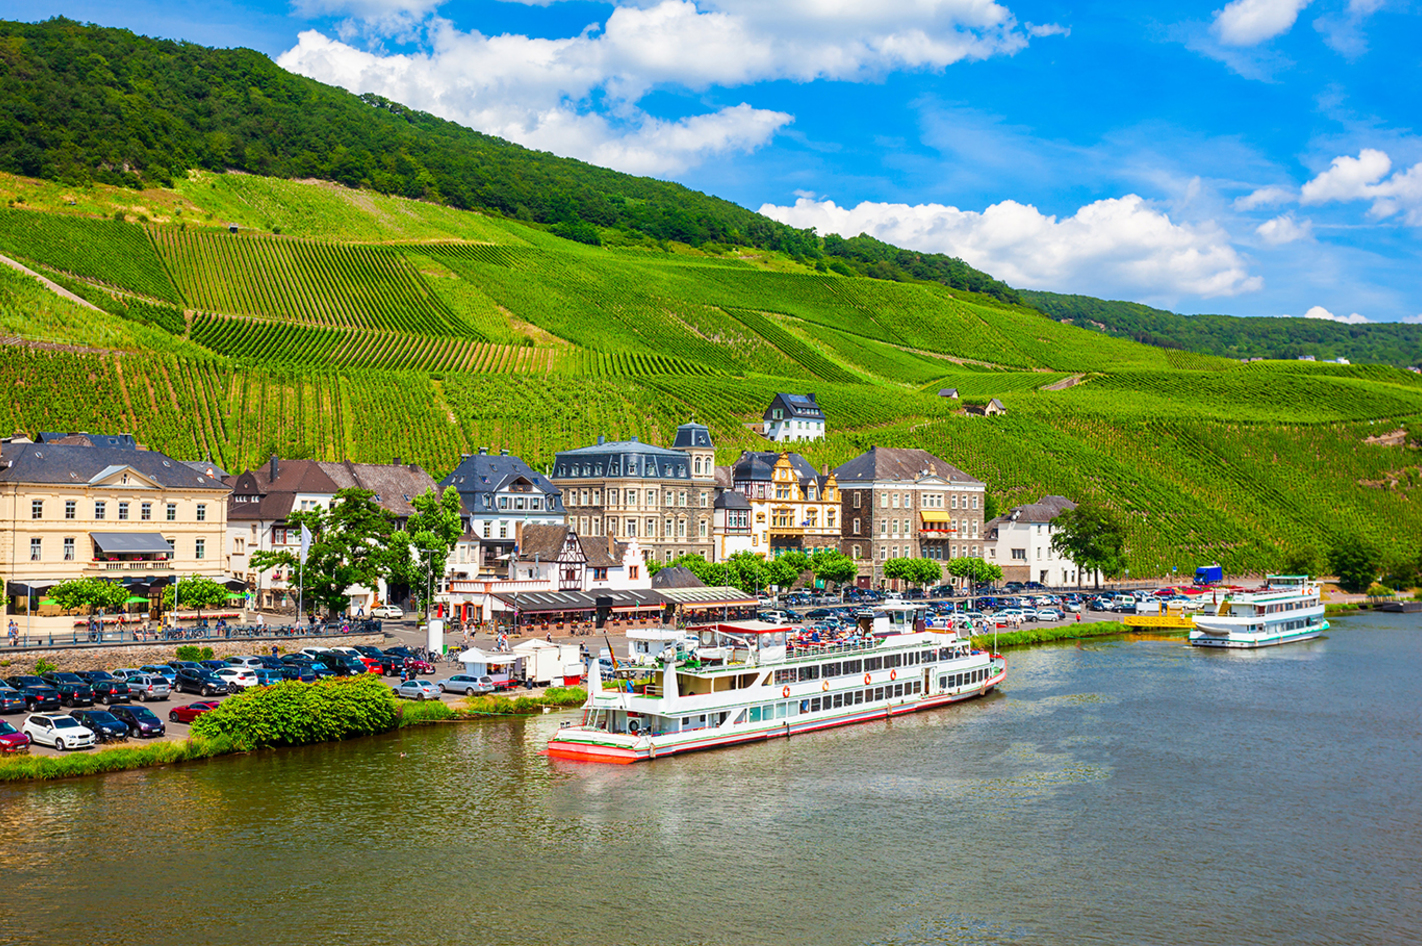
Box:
left=435, top=674, right=494, bottom=696
left=126, top=673, right=171, bottom=702
left=392, top=680, right=441, bottom=701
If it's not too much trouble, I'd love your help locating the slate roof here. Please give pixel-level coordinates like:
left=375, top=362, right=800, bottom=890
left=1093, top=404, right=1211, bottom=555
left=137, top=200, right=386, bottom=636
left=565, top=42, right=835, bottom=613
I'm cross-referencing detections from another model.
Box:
left=183, top=459, right=231, bottom=479
left=226, top=458, right=435, bottom=521
left=0, top=441, right=230, bottom=492
left=319, top=461, right=437, bottom=518
left=651, top=565, right=705, bottom=589
left=671, top=421, right=714, bottom=449
left=1006, top=495, right=1076, bottom=523
left=37, top=432, right=138, bottom=449
left=831, top=446, right=982, bottom=486
left=439, top=450, right=562, bottom=518
left=731, top=450, right=820, bottom=485
left=553, top=436, right=693, bottom=481
left=714, top=489, right=750, bottom=510
left=764, top=393, right=823, bottom=422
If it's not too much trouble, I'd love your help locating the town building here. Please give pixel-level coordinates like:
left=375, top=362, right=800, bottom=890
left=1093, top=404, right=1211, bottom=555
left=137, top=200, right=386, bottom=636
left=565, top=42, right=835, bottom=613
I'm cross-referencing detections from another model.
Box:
left=984, top=495, right=1100, bottom=587
left=0, top=434, right=231, bottom=616
left=438, top=448, right=564, bottom=578
left=550, top=422, right=715, bottom=563
left=729, top=450, right=840, bottom=556
left=763, top=393, right=826, bottom=442
left=711, top=490, right=753, bottom=561
left=224, top=456, right=436, bottom=612
left=833, top=446, right=986, bottom=588
left=506, top=523, right=650, bottom=593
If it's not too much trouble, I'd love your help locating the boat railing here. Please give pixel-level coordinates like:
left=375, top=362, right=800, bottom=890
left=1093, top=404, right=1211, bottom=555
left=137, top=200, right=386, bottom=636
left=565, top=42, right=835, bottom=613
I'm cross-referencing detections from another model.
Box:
left=781, top=639, right=880, bottom=662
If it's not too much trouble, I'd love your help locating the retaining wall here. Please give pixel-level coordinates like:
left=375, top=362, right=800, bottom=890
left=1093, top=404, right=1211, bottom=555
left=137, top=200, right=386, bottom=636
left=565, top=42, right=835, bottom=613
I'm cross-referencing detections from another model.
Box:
left=0, top=634, right=385, bottom=674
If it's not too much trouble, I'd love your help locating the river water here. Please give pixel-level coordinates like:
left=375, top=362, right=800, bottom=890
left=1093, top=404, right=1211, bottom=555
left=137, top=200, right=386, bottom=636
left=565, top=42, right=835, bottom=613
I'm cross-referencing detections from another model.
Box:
left=2, top=610, right=1418, bottom=946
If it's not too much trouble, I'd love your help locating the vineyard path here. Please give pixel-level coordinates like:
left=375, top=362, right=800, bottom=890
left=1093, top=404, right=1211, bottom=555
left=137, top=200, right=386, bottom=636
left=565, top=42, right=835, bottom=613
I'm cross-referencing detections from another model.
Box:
left=0, top=252, right=105, bottom=313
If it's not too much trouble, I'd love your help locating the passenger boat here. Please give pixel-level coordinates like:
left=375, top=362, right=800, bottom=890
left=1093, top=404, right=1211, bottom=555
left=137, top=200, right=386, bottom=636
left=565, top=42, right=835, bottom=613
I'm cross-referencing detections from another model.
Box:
left=1187, top=575, right=1328, bottom=649
left=547, top=604, right=1005, bottom=764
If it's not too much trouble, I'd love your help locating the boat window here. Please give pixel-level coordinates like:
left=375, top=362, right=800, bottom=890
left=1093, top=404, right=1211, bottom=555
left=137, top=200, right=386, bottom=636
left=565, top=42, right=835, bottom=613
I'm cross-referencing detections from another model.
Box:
left=776, top=703, right=788, bottom=719
left=842, top=659, right=862, bottom=675
left=798, top=665, right=820, bottom=682
left=939, top=676, right=948, bottom=689
left=903, top=652, right=916, bottom=667
left=749, top=706, right=761, bottom=722
left=823, top=662, right=840, bottom=678
left=922, top=651, right=936, bottom=664
left=894, top=684, right=903, bottom=698
left=833, top=693, right=843, bottom=708
left=853, top=690, right=864, bottom=705
left=810, top=697, right=821, bottom=712
left=763, top=704, right=774, bottom=719
left=799, top=700, right=810, bottom=714
left=865, top=657, right=883, bottom=672
left=911, top=681, right=921, bottom=694
left=938, top=648, right=953, bottom=660
left=734, top=709, right=748, bottom=724
left=874, top=687, right=884, bottom=701
left=774, top=669, right=796, bottom=684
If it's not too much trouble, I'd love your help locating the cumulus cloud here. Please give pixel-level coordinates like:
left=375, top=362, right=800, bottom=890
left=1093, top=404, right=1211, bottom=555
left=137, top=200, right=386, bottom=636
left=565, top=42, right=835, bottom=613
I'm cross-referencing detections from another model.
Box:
left=280, top=1, right=1053, bottom=174
left=1298, top=148, right=1422, bottom=224
left=1402, top=314, right=1422, bottom=324
left=759, top=195, right=1262, bottom=298
left=1255, top=212, right=1311, bottom=244
left=1303, top=305, right=1369, bottom=324
left=1234, top=185, right=1294, bottom=210
left=1211, top=0, right=1313, bottom=46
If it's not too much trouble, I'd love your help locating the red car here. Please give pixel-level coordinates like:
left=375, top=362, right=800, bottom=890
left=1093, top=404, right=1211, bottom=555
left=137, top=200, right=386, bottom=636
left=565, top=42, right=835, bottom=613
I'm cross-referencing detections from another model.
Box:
left=168, top=701, right=221, bottom=724
left=0, top=719, right=30, bottom=752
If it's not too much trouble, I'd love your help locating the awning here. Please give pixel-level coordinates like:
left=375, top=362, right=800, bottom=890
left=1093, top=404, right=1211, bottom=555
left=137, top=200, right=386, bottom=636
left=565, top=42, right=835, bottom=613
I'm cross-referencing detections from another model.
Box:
left=5, top=581, right=51, bottom=596
left=90, top=533, right=173, bottom=555
left=920, top=511, right=951, bottom=524
left=457, top=648, right=519, bottom=664
left=658, top=586, right=759, bottom=608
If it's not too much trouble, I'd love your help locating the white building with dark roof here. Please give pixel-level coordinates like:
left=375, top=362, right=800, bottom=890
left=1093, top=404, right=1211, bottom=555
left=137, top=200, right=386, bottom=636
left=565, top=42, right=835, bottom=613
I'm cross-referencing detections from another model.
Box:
left=763, top=393, right=825, bottom=442
left=984, top=495, right=1099, bottom=586
left=439, top=448, right=564, bottom=577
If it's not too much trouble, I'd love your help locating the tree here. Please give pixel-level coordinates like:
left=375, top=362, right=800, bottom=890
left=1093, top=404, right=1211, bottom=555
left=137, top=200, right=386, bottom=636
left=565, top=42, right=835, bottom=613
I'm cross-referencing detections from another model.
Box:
left=665, top=554, right=730, bottom=587
left=946, top=557, right=1003, bottom=588
left=1280, top=546, right=1323, bottom=577
left=161, top=575, right=231, bottom=618
left=811, top=549, right=858, bottom=591
left=724, top=552, right=769, bottom=595
left=883, top=557, right=940, bottom=589
left=387, top=486, right=465, bottom=610
left=48, top=577, right=129, bottom=615
left=1329, top=535, right=1380, bottom=594
left=1050, top=502, right=1128, bottom=588
left=251, top=488, right=395, bottom=617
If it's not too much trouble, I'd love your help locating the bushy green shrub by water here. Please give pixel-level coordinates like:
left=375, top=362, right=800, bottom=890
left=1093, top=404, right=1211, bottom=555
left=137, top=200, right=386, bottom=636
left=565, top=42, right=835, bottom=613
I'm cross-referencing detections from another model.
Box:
left=972, top=621, right=1129, bottom=651
left=191, top=675, right=399, bottom=750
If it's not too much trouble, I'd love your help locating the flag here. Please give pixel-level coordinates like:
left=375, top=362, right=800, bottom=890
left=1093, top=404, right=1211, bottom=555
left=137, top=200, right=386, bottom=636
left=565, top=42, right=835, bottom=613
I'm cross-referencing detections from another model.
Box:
left=300, top=524, right=312, bottom=564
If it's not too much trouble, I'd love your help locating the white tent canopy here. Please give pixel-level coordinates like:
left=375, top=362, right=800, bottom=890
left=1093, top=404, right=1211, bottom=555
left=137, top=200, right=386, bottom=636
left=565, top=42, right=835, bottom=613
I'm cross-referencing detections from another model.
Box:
left=457, top=648, right=518, bottom=665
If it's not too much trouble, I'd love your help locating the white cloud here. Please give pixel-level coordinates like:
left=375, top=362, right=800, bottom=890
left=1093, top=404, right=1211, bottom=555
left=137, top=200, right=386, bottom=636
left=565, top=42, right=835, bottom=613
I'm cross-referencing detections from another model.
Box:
left=1303, top=305, right=1369, bottom=324
left=1234, top=185, right=1294, bottom=210
left=759, top=194, right=1262, bottom=298
left=279, top=1, right=1049, bottom=174
left=1026, top=22, right=1070, bottom=38
left=1402, top=313, right=1422, bottom=324
left=1211, top=0, right=1313, bottom=46
left=1255, top=212, right=1311, bottom=244
left=1300, top=148, right=1392, bottom=203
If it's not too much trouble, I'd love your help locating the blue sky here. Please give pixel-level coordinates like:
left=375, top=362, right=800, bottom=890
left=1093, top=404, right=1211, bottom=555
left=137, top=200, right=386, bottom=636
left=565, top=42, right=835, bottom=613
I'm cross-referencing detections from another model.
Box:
left=14, top=0, right=1422, bottom=322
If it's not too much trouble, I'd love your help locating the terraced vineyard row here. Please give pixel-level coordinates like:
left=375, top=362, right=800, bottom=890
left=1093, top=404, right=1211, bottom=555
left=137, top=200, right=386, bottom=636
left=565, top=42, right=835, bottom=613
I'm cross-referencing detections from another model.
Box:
left=152, top=229, right=467, bottom=335
left=0, top=208, right=181, bottom=304
left=188, top=313, right=555, bottom=374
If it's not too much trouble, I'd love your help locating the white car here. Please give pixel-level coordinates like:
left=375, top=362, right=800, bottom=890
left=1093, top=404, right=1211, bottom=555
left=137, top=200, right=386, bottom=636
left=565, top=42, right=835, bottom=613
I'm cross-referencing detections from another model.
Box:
left=214, top=667, right=259, bottom=690
left=300, top=647, right=335, bottom=660
left=370, top=605, right=403, bottom=619
left=224, top=656, right=265, bottom=670
left=23, top=713, right=96, bottom=751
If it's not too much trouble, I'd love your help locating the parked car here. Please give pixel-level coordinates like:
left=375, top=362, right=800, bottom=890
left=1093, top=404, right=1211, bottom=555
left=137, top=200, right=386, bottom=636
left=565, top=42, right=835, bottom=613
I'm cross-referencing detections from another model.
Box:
left=224, top=656, right=266, bottom=670
left=68, top=709, right=130, bottom=742
left=199, top=660, right=229, bottom=673
left=320, top=655, right=368, bottom=677
left=370, top=604, right=403, bottom=619
left=22, top=713, right=96, bottom=751
left=0, top=686, right=27, bottom=715
left=109, top=705, right=166, bottom=737
left=392, top=680, right=441, bottom=701
left=353, top=646, right=401, bottom=675
left=435, top=674, right=494, bottom=696
left=125, top=673, right=171, bottom=702
left=384, top=648, right=434, bottom=674
left=140, top=665, right=179, bottom=687
left=276, top=664, right=318, bottom=683
left=1034, top=608, right=1064, bottom=622
left=76, top=671, right=131, bottom=705
left=168, top=701, right=221, bottom=724
left=214, top=667, right=259, bottom=690
left=284, top=657, right=335, bottom=680
left=39, top=672, right=95, bottom=708
left=4, top=676, right=61, bottom=712
left=330, top=646, right=382, bottom=673
left=174, top=668, right=229, bottom=697
left=0, top=719, right=30, bottom=752
left=251, top=668, right=285, bottom=687
left=167, top=661, right=204, bottom=676
left=299, top=647, right=335, bottom=661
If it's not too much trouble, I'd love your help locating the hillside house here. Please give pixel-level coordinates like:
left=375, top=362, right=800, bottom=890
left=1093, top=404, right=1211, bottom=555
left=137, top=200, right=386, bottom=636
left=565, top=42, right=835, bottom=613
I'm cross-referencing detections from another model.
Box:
left=984, top=495, right=1100, bottom=586
left=763, top=393, right=826, bottom=442
left=439, top=448, right=565, bottom=578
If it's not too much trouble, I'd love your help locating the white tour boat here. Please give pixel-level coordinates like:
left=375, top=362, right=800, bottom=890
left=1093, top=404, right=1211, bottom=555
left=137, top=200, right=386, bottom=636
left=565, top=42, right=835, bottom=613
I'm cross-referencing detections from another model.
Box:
left=1187, top=575, right=1328, bottom=649
left=547, top=604, right=1006, bottom=764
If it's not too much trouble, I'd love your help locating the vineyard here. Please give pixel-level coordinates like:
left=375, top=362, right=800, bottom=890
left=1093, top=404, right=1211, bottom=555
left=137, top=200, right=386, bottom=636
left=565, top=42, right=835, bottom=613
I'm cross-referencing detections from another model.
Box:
left=152, top=229, right=469, bottom=335
left=0, top=208, right=181, bottom=304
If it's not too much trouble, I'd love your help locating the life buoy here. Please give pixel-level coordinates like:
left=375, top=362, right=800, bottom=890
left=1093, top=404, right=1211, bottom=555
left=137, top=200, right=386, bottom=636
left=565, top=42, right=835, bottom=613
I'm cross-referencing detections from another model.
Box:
left=890, top=669, right=897, bottom=682
left=864, top=673, right=871, bottom=685
left=628, top=718, right=640, bottom=733
left=821, top=681, right=829, bottom=692
left=782, top=685, right=790, bottom=698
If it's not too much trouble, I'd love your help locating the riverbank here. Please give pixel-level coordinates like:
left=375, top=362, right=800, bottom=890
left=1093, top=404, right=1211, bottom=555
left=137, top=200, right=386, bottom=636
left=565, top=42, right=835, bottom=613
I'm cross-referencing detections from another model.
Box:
left=0, top=684, right=587, bottom=783
left=971, top=619, right=1147, bottom=650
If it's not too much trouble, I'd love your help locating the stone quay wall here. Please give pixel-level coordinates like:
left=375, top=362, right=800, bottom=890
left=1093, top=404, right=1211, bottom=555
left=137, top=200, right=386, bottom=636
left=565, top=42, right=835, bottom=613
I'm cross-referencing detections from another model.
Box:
left=0, top=634, right=386, bottom=675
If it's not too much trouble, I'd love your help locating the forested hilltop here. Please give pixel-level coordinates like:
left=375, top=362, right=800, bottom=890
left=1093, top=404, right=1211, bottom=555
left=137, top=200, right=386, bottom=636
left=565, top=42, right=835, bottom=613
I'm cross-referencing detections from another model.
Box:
left=1022, top=290, right=1422, bottom=369
left=0, top=17, right=1018, bottom=303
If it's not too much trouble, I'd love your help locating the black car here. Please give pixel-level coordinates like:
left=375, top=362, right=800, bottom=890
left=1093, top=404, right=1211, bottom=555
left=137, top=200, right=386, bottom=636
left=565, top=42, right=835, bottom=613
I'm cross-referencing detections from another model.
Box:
left=174, top=667, right=230, bottom=697
left=282, top=657, right=333, bottom=680
left=109, top=704, right=166, bottom=738
left=321, top=655, right=368, bottom=677
left=0, top=685, right=28, bottom=714
left=76, top=671, right=132, bottom=705
left=199, top=659, right=229, bottom=673
left=40, top=672, right=96, bottom=707
left=354, top=646, right=399, bottom=675
left=69, top=709, right=130, bottom=742
left=4, top=676, right=61, bottom=712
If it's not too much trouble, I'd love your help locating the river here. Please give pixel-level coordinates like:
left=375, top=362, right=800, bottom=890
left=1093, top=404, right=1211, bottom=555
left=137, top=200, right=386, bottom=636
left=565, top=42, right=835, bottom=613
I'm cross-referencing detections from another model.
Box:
left=1, top=610, right=1418, bottom=946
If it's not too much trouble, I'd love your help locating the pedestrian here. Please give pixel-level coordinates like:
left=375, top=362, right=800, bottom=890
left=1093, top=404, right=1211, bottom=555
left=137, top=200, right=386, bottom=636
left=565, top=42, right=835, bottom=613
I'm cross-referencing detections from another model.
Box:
left=7, top=618, right=16, bottom=647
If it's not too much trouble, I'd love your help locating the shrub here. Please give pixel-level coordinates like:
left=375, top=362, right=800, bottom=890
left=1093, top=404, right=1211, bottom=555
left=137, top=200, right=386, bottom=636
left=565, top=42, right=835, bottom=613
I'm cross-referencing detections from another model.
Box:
left=33, top=658, right=57, bottom=674
left=397, top=700, right=454, bottom=727
left=0, top=735, right=236, bottom=782
left=191, top=674, right=399, bottom=750
left=1365, top=582, right=1394, bottom=598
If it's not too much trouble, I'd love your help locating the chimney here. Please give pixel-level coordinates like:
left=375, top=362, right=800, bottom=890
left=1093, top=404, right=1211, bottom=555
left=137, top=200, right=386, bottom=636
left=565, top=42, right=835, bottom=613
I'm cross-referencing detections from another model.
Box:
left=821, top=463, right=829, bottom=475
left=500, top=449, right=509, bottom=456
left=597, top=434, right=605, bottom=445
left=393, top=456, right=402, bottom=466
left=269, top=454, right=278, bottom=481
left=630, top=435, right=639, bottom=443
left=607, top=534, right=615, bottom=558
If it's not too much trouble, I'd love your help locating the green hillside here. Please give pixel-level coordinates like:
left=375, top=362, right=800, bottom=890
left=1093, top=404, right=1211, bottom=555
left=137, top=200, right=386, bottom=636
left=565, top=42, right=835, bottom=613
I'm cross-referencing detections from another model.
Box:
left=0, top=168, right=1419, bottom=582
left=1022, top=289, right=1422, bottom=369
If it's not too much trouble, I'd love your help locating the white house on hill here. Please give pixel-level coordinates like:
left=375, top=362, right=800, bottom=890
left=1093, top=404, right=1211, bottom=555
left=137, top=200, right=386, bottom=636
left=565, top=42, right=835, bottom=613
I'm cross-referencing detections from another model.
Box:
left=764, top=393, right=825, bottom=442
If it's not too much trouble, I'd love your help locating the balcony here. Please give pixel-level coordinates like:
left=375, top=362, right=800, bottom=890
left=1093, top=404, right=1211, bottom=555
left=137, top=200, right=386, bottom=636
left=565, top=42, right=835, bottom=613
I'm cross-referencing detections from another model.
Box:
left=84, top=560, right=173, bottom=574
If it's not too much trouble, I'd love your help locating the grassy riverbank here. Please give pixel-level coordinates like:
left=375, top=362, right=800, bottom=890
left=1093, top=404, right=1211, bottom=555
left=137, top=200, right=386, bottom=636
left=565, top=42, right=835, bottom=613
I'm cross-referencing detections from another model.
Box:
left=971, top=620, right=1134, bottom=651
left=0, top=683, right=589, bottom=783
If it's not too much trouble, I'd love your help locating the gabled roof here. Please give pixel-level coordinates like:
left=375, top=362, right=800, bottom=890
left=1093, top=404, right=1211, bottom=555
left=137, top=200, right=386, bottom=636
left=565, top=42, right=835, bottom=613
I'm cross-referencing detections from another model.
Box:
left=831, top=446, right=982, bottom=486
left=0, top=441, right=230, bottom=491
left=764, top=393, right=823, bottom=421
left=937, top=388, right=959, bottom=398
left=517, top=523, right=582, bottom=563
left=1007, top=495, right=1076, bottom=523
left=226, top=458, right=436, bottom=520
left=714, top=490, right=750, bottom=510
left=651, top=565, right=704, bottom=589
left=319, top=461, right=436, bottom=518
left=731, top=450, right=819, bottom=485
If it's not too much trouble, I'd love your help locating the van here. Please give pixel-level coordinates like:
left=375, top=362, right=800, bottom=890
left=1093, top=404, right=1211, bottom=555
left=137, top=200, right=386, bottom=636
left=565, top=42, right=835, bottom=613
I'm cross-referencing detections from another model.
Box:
left=1110, top=594, right=1137, bottom=613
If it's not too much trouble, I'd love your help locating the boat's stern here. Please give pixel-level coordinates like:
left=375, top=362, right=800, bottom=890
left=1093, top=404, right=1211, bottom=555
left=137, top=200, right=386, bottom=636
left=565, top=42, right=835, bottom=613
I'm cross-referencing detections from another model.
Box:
left=547, top=726, right=650, bottom=764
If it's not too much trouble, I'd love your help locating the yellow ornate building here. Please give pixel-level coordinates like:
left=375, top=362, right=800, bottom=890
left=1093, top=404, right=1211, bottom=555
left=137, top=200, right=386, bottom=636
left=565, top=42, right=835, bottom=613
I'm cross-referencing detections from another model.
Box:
left=729, top=451, right=839, bottom=556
